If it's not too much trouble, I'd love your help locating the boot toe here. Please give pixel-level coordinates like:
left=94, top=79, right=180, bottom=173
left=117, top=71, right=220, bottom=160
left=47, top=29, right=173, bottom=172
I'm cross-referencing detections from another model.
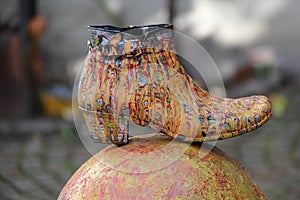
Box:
left=220, top=95, right=272, bottom=139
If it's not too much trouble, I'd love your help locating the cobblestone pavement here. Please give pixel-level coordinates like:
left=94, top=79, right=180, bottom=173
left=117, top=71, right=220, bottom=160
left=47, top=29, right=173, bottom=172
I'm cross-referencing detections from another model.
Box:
left=0, top=124, right=90, bottom=200
left=0, top=94, right=300, bottom=200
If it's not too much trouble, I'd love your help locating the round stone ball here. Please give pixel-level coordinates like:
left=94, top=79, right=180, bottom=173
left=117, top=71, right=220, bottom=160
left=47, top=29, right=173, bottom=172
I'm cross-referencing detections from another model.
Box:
left=58, top=134, right=266, bottom=199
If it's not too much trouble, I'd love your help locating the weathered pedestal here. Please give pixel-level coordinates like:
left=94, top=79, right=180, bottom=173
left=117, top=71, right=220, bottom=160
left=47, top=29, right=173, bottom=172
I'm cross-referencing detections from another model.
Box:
left=58, top=135, right=266, bottom=199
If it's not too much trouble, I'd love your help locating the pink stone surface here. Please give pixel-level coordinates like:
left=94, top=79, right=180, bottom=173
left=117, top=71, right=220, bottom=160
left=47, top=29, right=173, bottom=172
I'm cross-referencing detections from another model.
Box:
left=58, top=135, right=266, bottom=200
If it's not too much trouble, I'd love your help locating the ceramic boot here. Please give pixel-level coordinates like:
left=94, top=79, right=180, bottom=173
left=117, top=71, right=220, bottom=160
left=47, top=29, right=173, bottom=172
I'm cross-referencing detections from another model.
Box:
left=78, top=24, right=272, bottom=145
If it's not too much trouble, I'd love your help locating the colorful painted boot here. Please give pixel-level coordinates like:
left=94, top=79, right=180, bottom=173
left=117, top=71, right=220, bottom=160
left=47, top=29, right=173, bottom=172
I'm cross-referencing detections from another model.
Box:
left=78, top=24, right=272, bottom=145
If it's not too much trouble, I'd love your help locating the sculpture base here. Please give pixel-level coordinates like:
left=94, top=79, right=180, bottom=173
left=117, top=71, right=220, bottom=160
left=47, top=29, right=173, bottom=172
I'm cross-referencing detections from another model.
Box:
left=58, top=134, right=266, bottom=199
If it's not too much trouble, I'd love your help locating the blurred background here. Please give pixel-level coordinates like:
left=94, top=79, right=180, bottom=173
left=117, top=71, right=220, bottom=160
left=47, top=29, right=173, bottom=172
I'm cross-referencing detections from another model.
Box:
left=0, top=0, right=300, bottom=199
